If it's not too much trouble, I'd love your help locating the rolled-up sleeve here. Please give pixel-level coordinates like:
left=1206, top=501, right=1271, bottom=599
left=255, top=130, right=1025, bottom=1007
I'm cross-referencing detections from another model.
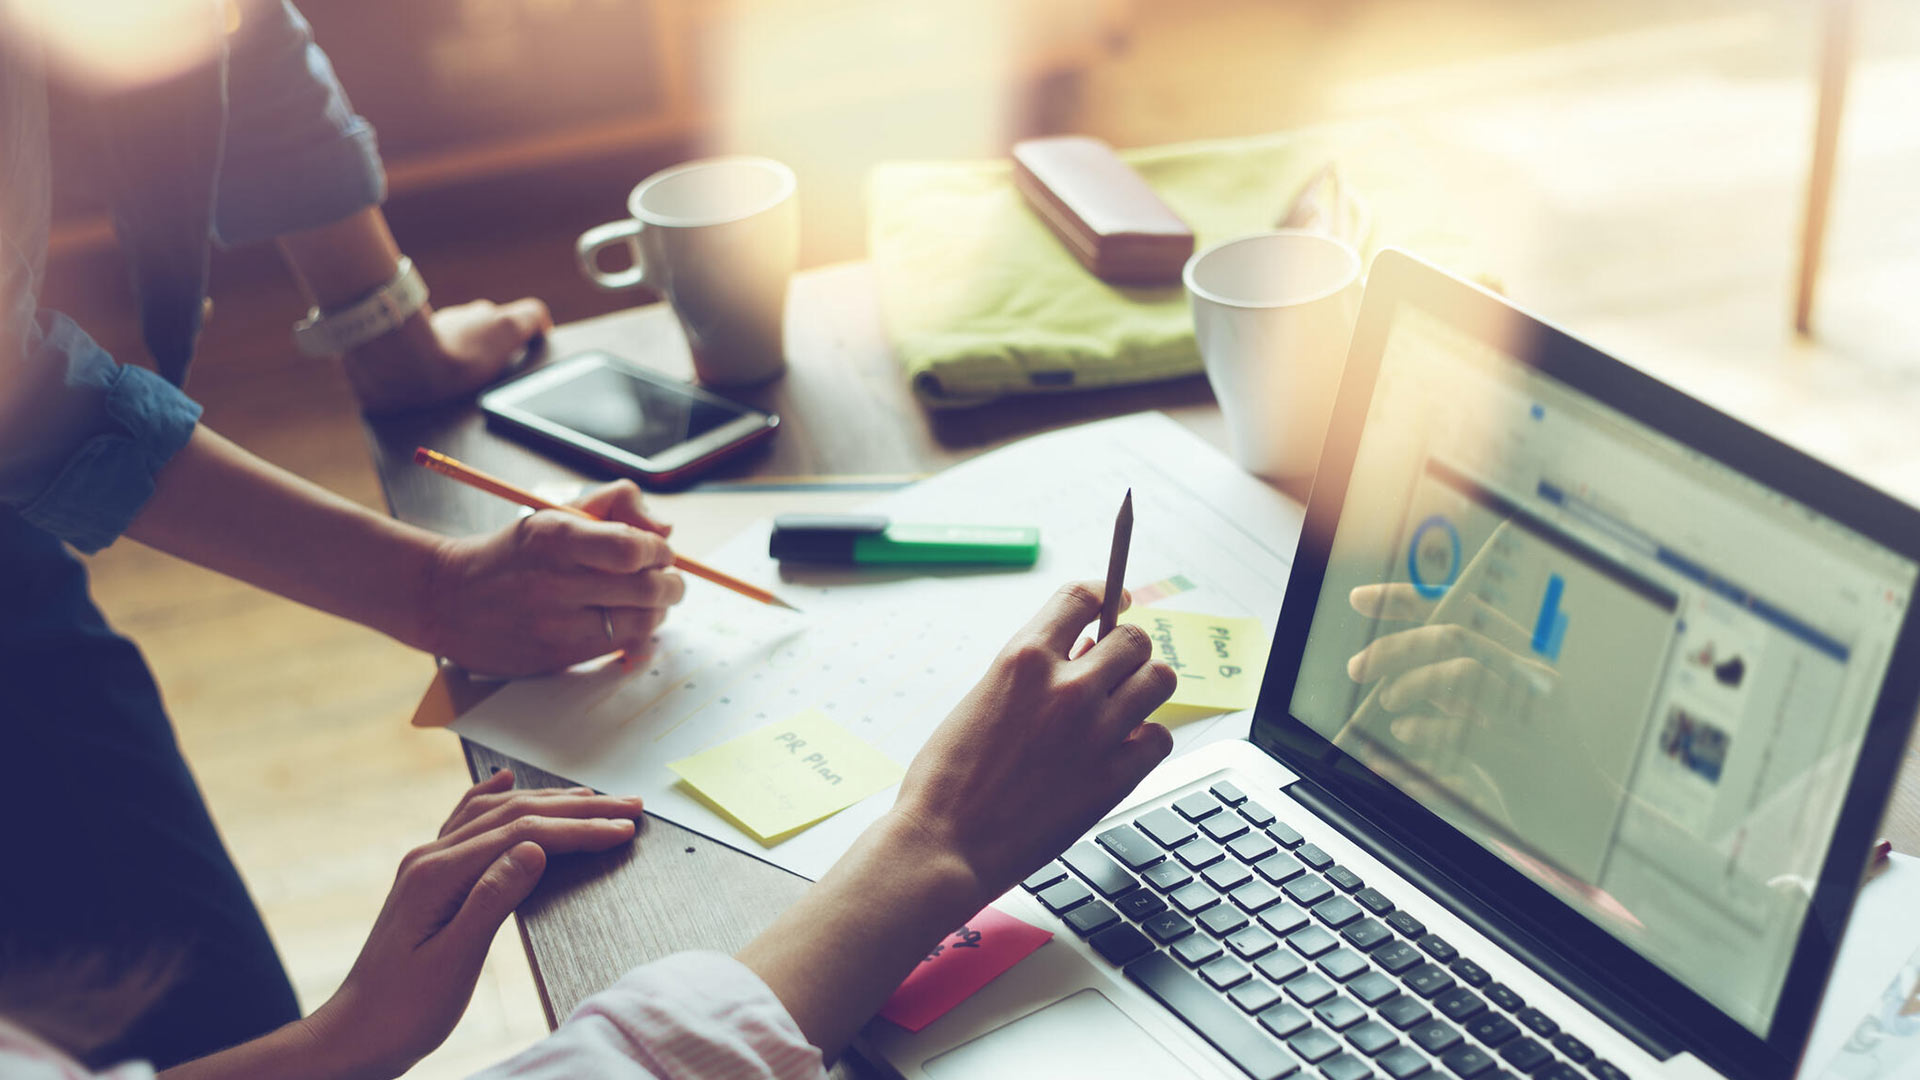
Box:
left=0, top=313, right=202, bottom=553
left=212, top=0, right=386, bottom=247
left=472, top=952, right=827, bottom=1080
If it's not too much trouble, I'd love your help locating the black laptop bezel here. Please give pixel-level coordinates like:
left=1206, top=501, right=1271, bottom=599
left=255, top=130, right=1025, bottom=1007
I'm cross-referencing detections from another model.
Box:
left=1250, top=249, right=1920, bottom=1080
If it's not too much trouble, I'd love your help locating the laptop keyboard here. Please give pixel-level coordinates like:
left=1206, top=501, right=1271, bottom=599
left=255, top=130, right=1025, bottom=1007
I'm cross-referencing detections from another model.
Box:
left=1021, top=779, right=1631, bottom=1080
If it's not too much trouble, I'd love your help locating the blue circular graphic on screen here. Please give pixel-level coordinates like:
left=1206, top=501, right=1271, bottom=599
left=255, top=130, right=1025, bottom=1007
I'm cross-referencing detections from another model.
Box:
left=1407, top=515, right=1461, bottom=599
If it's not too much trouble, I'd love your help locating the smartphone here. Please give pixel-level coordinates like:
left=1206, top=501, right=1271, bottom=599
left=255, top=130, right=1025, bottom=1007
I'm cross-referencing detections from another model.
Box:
left=480, top=351, right=779, bottom=486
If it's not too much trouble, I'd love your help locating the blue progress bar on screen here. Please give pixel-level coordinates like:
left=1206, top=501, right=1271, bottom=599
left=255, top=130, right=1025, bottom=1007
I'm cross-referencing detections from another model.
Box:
left=1532, top=573, right=1568, bottom=662
left=1536, top=479, right=1848, bottom=662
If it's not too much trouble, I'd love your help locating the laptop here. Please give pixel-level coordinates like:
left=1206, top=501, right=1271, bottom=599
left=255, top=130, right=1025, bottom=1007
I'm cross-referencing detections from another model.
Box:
left=862, top=250, right=1920, bottom=1080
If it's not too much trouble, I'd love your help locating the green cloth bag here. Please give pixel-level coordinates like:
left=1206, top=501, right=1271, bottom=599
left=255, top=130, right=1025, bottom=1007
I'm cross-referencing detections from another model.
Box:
left=869, top=125, right=1483, bottom=409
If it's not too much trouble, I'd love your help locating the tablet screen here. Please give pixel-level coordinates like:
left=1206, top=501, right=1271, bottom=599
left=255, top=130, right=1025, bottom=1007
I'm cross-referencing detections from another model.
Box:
left=516, top=362, right=745, bottom=459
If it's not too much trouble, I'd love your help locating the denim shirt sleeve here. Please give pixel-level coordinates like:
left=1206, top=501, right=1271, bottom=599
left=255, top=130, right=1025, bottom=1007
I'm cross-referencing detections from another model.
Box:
left=0, top=2, right=376, bottom=552
left=0, top=49, right=204, bottom=553
left=1, top=314, right=202, bottom=554
left=212, top=0, right=387, bottom=247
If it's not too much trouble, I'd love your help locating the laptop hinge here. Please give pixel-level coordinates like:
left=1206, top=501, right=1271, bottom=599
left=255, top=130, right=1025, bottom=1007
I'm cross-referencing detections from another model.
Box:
left=1286, top=776, right=1684, bottom=1063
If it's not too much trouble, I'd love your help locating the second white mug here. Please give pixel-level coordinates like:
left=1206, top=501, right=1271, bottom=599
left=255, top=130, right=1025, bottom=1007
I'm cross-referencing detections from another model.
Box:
left=577, top=156, right=799, bottom=387
left=1185, top=230, right=1364, bottom=481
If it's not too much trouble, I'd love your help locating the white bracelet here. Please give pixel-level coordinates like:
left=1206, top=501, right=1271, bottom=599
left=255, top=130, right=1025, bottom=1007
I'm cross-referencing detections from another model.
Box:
left=292, top=256, right=430, bottom=358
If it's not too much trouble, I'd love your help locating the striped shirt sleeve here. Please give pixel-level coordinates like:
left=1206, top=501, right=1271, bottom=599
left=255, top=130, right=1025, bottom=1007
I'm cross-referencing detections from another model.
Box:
left=472, top=952, right=827, bottom=1080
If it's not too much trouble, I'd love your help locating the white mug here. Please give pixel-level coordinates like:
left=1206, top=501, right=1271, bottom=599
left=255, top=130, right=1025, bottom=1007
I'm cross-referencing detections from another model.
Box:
left=1184, top=230, right=1364, bottom=481
left=576, top=156, right=799, bottom=386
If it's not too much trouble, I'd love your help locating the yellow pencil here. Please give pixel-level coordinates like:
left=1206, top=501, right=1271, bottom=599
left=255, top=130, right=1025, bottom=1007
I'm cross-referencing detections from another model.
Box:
left=413, top=447, right=801, bottom=612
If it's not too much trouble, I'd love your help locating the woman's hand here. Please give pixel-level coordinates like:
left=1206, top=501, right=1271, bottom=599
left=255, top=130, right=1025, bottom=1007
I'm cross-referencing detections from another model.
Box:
left=162, top=772, right=645, bottom=1080
left=303, top=770, right=645, bottom=1078
left=737, top=581, right=1178, bottom=1060
left=342, top=299, right=553, bottom=414
left=891, top=580, right=1179, bottom=899
left=277, top=205, right=552, bottom=413
left=417, top=480, right=686, bottom=676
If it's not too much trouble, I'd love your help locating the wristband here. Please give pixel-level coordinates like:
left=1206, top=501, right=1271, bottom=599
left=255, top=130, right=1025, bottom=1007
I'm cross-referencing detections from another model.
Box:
left=292, top=256, right=429, bottom=358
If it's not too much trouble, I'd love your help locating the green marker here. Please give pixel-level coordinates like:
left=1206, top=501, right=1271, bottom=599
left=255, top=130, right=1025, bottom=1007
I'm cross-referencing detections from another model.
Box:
left=768, top=514, right=1040, bottom=567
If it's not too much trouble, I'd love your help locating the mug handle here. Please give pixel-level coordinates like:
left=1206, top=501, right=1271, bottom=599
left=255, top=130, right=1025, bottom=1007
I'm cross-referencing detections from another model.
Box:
left=576, top=219, right=647, bottom=290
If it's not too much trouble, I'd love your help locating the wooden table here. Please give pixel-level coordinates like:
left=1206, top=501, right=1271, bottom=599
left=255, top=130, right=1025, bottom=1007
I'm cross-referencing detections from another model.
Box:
left=364, top=262, right=1222, bottom=1072
left=364, top=261, right=1920, bottom=1065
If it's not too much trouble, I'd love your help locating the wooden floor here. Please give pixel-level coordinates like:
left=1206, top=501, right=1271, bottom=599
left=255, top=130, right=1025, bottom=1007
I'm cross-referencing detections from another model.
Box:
left=55, top=0, right=1920, bottom=1075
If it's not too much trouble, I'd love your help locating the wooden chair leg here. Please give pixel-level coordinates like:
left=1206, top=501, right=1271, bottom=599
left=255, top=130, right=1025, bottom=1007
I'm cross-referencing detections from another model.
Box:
left=1795, top=0, right=1861, bottom=335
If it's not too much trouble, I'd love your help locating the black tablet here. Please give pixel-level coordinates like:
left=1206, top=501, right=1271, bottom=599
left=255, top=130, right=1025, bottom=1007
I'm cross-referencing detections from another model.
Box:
left=481, top=352, right=778, bottom=485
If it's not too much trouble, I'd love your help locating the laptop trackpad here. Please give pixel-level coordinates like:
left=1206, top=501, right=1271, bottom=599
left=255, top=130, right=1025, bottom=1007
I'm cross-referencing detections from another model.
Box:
left=923, top=988, right=1202, bottom=1079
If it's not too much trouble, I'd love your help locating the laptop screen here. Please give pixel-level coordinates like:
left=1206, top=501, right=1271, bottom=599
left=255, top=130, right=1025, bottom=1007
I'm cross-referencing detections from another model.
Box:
left=1285, top=302, right=1917, bottom=1036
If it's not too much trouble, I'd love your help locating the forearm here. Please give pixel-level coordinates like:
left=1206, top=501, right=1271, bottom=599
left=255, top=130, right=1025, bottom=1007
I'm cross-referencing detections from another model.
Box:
left=274, top=205, right=498, bottom=412
left=277, top=206, right=405, bottom=309
left=160, top=1017, right=369, bottom=1080
left=742, top=585, right=1174, bottom=1061
left=736, top=812, right=989, bottom=1061
left=124, top=425, right=439, bottom=650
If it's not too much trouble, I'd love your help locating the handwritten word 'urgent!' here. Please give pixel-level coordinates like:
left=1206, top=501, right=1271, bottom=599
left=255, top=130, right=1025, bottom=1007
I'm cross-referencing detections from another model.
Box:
left=1142, top=615, right=1244, bottom=680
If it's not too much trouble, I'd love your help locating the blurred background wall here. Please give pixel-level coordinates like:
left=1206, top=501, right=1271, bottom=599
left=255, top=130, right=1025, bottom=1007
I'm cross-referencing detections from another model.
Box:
left=41, top=0, right=1913, bottom=330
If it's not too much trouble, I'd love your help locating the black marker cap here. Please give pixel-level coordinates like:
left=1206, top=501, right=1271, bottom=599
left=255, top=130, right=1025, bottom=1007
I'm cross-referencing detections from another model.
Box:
left=769, top=514, right=889, bottom=564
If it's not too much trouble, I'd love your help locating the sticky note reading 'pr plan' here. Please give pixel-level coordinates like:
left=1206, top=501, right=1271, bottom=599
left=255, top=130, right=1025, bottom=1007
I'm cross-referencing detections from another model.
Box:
left=1118, top=608, right=1269, bottom=713
left=879, top=907, right=1053, bottom=1032
left=668, top=710, right=904, bottom=845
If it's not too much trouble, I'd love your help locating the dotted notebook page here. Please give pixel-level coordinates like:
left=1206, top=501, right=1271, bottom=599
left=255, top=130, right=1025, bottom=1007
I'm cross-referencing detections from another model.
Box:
left=453, top=412, right=1303, bottom=881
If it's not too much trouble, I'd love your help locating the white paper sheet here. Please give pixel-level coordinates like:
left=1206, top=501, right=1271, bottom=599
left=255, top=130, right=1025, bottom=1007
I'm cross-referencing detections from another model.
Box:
left=452, top=412, right=1303, bottom=880
left=1803, top=853, right=1920, bottom=1077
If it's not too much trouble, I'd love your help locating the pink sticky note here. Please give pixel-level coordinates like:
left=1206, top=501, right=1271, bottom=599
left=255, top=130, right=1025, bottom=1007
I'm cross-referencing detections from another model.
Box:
left=878, top=906, right=1053, bottom=1032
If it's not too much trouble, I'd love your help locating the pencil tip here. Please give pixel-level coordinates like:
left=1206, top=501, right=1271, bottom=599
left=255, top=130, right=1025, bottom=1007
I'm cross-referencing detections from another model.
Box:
left=777, top=599, right=804, bottom=613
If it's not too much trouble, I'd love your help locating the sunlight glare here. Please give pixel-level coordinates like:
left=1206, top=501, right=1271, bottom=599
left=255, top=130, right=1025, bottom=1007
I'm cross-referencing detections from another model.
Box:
left=2, top=0, right=232, bottom=92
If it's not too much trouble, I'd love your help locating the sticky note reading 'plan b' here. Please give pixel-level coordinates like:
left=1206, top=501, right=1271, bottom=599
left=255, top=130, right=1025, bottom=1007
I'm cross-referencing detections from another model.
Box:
left=879, top=907, right=1052, bottom=1032
left=1118, top=608, right=1269, bottom=713
left=668, top=710, right=904, bottom=845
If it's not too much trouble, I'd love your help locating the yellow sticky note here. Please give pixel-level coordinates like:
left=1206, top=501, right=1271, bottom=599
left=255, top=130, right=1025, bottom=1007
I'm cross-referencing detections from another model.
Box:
left=669, top=710, right=905, bottom=845
left=1119, top=609, right=1269, bottom=714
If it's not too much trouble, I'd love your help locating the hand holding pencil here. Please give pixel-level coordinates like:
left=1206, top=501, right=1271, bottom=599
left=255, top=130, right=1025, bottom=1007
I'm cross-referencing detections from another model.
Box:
left=404, top=471, right=684, bottom=675
left=415, top=448, right=799, bottom=613
left=408, top=441, right=798, bottom=668
left=403, top=446, right=793, bottom=676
